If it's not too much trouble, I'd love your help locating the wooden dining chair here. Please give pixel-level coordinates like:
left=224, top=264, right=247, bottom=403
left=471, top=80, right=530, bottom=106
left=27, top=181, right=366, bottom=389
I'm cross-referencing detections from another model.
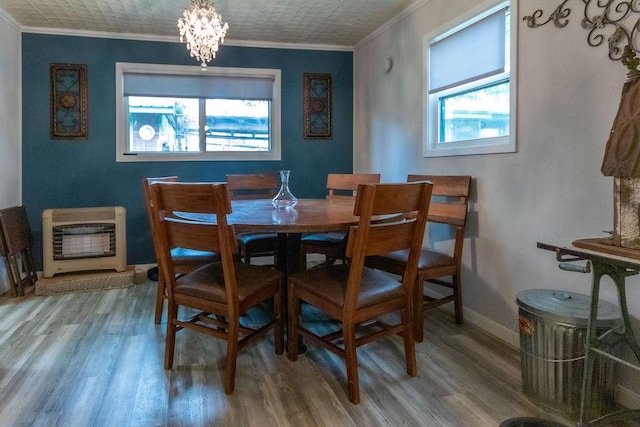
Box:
left=226, top=173, right=279, bottom=265
left=299, top=173, right=380, bottom=268
left=150, top=181, right=284, bottom=394
left=0, top=206, right=38, bottom=297
left=143, top=176, right=219, bottom=324
left=365, top=175, right=472, bottom=342
left=287, top=181, right=432, bottom=404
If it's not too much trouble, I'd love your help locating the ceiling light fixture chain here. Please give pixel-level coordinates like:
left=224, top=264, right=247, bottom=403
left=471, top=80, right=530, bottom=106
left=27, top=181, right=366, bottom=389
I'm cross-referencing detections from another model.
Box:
left=523, top=0, right=640, bottom=61
left=178, top=0, right=229, bottom=69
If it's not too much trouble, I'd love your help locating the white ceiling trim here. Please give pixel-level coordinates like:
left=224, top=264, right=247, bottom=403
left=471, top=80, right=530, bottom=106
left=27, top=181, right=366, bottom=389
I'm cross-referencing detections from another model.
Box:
left=0, top=6, right=20, bottom=31
left=20, top=24, right=354, bottom=52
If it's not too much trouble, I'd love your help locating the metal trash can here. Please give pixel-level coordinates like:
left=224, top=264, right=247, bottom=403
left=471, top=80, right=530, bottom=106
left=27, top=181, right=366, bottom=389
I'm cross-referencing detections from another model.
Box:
left=516, top=289, right=620, bottom=420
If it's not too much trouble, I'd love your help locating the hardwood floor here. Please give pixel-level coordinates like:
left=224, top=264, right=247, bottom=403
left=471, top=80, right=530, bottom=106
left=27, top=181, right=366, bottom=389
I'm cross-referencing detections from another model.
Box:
left=0, top=280, right=635, bottom=426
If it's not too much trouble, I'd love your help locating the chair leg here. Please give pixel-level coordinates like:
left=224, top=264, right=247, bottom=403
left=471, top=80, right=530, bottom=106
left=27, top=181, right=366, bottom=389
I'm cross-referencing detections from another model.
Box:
left=164, top=302, right=178, bottom=370
left=414, top=275, right=424, bottom=342
left=287, top=283, right=299, bottom=362
left=8, top=254, right=24, bottom=296
left=154, top=274, right=165, bottom=324
left=344, top=320, right=360, bottom=404
left=401, top=304, right=417, bottom=377
left=3, top=255, right=19, bottom=297
left=452, top=273, right=463, bottom=324
left=23, top=248, right=38, bottom=287
left=243, top=246, right=251, bottom=264
left=224, top=322, right=239, bottom=394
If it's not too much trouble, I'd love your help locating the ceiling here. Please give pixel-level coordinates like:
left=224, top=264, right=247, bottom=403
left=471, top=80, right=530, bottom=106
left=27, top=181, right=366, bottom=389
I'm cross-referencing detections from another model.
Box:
left=0, top=0, right=419, bottom=48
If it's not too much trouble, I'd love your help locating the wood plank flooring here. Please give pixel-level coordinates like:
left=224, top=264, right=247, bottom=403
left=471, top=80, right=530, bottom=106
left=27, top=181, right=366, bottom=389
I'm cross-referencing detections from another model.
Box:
left=0, top=280, right=635, bottom=426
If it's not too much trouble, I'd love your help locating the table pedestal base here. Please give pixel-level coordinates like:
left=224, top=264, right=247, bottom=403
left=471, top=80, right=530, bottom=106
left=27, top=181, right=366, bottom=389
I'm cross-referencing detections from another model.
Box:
left=276, top=233, right=306, bottom=354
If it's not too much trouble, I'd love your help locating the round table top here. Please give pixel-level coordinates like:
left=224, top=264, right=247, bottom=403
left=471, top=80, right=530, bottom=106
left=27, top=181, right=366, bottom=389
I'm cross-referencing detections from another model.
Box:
left=229, top=198, right=359, bottom=233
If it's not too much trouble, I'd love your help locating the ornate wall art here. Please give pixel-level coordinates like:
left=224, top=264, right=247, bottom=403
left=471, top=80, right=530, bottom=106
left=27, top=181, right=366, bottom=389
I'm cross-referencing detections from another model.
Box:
left=523, top=1, right=640, bottom=61
left=303, top=73, right=332, bottom=139
left=50, top=63, right=88, bottom=139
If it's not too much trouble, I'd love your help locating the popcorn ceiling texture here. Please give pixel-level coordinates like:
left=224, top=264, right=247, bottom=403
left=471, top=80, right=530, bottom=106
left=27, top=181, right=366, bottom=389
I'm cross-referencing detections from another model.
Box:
left=0, top=0, right=416, bottom=46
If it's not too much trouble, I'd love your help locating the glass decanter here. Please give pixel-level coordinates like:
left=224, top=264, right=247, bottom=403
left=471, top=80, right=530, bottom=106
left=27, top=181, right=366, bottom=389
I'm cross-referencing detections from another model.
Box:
left=271, top=170, right=298, bottom=209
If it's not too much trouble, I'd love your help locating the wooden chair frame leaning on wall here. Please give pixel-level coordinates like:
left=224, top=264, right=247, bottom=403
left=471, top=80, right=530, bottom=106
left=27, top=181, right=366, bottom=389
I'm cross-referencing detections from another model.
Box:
left=299, top=173, right=380, bottom=268
left=0, top=206, right=38, bottom=297
left=142, top=176, right=219, bottom=324
left=225, top=173, right=279, bottom=265
left=287, top=181, right=432, bottom=403
left=365, top=175, right=472, bottom=342
left=150, top=181, right=284, bottom=394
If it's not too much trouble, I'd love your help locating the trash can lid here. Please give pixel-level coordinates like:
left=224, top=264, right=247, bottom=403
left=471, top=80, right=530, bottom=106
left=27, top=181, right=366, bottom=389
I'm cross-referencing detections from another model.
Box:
left=516, top=289, right=620, bottom=327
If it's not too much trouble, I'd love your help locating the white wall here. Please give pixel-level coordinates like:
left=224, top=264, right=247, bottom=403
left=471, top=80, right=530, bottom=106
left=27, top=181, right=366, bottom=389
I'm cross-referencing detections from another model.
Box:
left=0, top=9, right=22, bottom=293
left=354, top=0, right=640, bottom=400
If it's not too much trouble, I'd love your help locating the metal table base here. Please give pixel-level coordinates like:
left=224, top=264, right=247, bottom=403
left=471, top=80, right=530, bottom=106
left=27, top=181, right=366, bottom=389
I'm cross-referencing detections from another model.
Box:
left=538, top=241, right=640, bottom=427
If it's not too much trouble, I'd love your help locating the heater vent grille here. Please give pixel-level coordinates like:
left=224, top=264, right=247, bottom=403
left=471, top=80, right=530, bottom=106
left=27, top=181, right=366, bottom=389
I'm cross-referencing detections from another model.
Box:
left=52, top=223, right=116, bottom=260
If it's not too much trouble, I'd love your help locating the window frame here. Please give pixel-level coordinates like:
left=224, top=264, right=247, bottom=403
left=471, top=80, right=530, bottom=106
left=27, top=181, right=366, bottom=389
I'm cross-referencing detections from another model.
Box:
left=115, top=62, right=282, bottom=162
left=423, top=0, right=517, bottom=158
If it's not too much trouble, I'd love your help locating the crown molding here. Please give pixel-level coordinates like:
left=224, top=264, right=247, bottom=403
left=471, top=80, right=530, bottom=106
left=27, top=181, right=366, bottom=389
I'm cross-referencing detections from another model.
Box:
left=20, top=25, right=353, bottom=52
left=0, top=6, right=21, bottom=31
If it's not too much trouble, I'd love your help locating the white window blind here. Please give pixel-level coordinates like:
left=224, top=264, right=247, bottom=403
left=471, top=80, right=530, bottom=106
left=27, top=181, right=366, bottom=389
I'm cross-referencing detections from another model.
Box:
left=429, top=7, right=506, bottom=93
left=123, top=72, right=274, bottom=100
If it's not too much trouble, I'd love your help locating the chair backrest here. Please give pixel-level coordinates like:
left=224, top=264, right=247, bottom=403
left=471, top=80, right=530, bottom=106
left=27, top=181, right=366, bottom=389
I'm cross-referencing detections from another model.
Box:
left=143, top=176, right=179, bottom=232
left=0, top=206, right=34, bottom=254
left=226, top=173, right=278, bottom=200
left=344, top=181, right=433, bottom=310
left=143, top=176, right=180, bottom=263
left=150, top=182, right=239, bottom=303
left=326, top=173, right=381, bottom=200
left=407, top=174, right=471, bottom=259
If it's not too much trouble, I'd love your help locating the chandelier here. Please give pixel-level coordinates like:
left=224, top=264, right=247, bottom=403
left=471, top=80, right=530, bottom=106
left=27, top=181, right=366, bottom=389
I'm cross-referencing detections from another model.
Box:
left=178, top=0, right=229, bottom=68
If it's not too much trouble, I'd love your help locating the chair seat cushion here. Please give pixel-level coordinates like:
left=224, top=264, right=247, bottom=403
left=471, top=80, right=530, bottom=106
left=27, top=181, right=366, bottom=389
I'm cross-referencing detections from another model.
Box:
left=236, top=232, right=278, bottom=246
left=175, top=261, right=282, bottom=303
left=375, top=249, right=456, bottom=270
left=300, top=232, right=347, bottom=245
left=171, top=247, right=219, bottom=264
left=289, top=264, right=405, bottom=309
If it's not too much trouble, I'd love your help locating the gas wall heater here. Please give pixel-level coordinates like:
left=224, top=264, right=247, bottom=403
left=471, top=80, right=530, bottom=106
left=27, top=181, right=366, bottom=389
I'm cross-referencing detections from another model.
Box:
left=42, top=206, right=127, bottom=278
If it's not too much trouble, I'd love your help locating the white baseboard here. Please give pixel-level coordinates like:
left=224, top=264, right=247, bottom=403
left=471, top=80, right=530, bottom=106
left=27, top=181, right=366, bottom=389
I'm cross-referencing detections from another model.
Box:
left=616, top=385, right=640, bottom=411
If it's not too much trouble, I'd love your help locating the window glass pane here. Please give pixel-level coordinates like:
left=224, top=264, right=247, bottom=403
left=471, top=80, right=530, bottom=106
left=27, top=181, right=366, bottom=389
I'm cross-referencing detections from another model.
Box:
left=439, top=80, right=509, bottom=143
left=128, top=97, right=200, bottom=153
left=205, top=99, right=270, bottom=152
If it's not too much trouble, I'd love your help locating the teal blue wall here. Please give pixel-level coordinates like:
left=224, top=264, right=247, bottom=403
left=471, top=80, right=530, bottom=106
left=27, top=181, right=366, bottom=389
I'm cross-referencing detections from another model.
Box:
left=22, top=34, right=353, bottom=266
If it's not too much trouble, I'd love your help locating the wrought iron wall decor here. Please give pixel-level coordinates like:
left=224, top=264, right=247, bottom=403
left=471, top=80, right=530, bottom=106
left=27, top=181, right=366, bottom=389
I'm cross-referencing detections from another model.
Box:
left=523, top=0, right=640, bottom=61
left=50, top=63, right=88, bottom=139
left=303, top=73, right=332, bottom=139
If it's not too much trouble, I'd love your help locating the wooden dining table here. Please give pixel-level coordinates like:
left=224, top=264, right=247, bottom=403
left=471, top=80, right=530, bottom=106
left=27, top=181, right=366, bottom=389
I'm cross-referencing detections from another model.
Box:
left=179, top=197, right=366, bottom=275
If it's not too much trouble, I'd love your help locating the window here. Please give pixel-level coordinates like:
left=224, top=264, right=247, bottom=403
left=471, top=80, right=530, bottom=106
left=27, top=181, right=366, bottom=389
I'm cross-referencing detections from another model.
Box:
left=424, top=0, right=516, bottom=157
left=115, top=63, right=281, bottom=162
